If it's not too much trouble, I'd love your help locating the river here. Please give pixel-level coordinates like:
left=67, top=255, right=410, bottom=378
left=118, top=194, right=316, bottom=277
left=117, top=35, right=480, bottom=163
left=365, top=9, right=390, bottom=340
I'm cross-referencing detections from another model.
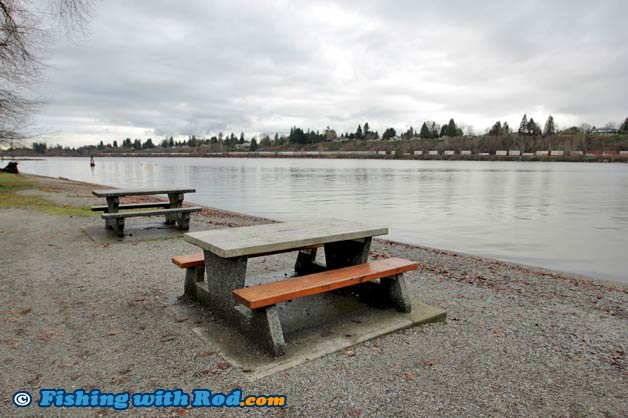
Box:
left=17, top=157, right=628, bottom=283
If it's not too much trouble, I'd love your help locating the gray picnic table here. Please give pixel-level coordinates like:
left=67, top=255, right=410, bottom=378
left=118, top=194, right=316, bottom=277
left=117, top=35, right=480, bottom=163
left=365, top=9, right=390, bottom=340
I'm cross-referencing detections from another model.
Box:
left=181, top=219, right=417, bottom=356
left=92, top=187, right=201, bottom=236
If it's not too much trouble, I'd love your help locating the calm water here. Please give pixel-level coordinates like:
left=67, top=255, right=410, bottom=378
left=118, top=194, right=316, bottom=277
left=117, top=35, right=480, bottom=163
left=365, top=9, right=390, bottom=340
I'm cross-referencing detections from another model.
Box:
left=17, top=157, right=628, bottom=283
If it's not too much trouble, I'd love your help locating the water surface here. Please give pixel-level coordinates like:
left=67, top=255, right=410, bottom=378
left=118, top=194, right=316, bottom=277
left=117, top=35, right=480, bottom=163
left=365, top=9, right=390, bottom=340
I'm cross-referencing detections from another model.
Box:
left=18, top=157, right=628, bottom=283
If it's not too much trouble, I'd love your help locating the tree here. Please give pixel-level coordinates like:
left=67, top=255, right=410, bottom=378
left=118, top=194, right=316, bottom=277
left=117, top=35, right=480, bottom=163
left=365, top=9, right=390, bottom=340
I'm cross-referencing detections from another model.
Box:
left=260, top=135, right=271, bottom=147
left=1, top=0, right=93, bottom=144
left=488, top=121, right=502, bottom=136
left=439, top=125, right=447, bottom=137
left=382, top=127, right=396, bottom=140
left=419, top=122, right=431, bottom=139
left=142, top=138, right=155, bottom=149
left=239, top=132, right=245, bottom=144
left=527, top=118, right=541, bottom=136
left=112, top=140, right=118, bottom=148
left=543, top=115, right=555, bottom=136
left=445, top=118, right=460, bottom=137
left=363, top=122, right=370, bottom=137
left=518, top=114, right=528, bottom=135
left=356, top=124, right=363, bottom=139
left=250, top=138, right=258, bottom=151
left=324, top=126, right=337, bottom=141
left=32, top=141, right=47, bottom=154
left=619, top=118, right=628, bottom=133
left=289, top=127, right=307, bottom=144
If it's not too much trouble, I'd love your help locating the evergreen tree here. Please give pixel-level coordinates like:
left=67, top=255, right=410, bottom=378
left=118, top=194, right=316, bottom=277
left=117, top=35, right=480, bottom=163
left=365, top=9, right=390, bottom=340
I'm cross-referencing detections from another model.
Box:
left=503, top=122, right=510, bottom=133
left=363, top=122, right=370, bottom=136
left=439, top=125, right=447, bottom=137
left=143, top=138, right=155, bottom=149
left=250, top=138, right=258, bottom=151
left=356, top=124, right=363, bottom=139
left=527, top=118, right=541, bottom=136
left=445, top=118, right=459, bottom=137
left=619, top=117, right=628, bottom=133
left=488, top=121, right=502, bottom=136
left=419, top=122, right=431, bottom=138
left=543, top=115, right=556, bottom=136
left=113, top=140, right=118, bottom=148
left=382, top=127, right=396, bottom=140
left=429, top=122, right=440, bottom=138
left=518, top=114, right=528, bottom=135
left=239, top=132, right=245, bottom=144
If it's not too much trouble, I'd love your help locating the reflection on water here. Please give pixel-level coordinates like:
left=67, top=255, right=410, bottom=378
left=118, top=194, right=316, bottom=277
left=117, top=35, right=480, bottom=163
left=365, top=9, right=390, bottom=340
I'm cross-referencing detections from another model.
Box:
left=18, top=157, right=628, bottom=283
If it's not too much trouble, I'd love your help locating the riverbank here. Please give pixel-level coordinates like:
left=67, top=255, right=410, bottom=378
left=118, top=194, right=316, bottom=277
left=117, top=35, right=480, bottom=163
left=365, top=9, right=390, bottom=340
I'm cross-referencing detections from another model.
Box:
left=1, top=173, right=626, bottom=417
left=5, top=151, right=628, bottom=163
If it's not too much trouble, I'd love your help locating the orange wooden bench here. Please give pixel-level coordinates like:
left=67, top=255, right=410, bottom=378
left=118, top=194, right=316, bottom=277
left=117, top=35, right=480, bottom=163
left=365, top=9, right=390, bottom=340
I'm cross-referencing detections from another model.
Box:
left=231, top=257, right=417, bottom=356
left=233, top=257, right=417, bottom=309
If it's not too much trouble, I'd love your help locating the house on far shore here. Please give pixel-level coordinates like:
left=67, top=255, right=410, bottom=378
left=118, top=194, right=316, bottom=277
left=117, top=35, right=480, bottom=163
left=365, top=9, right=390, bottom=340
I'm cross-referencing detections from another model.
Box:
left=591, top=128, right=620, bottom=134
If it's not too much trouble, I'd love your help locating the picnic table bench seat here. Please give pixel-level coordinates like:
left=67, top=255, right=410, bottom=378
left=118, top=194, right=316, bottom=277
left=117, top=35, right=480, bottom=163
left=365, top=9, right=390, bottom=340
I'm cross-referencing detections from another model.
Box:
left=232, top=257, right=417, bottom=310
left=91, top=202, right=172, bottom=212
left=103, top=207, right=202, bottom=236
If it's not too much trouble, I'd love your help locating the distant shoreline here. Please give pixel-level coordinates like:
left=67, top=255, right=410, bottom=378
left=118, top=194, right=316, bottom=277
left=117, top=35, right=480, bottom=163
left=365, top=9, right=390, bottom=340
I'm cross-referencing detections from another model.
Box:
left=6, top=151, right=628, bottom=163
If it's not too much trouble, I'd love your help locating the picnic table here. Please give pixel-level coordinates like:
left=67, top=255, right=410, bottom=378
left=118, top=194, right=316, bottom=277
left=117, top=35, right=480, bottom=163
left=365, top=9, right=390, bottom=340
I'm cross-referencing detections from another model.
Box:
left=91, top=187, right=202, bottom=236
left=178, top=219, right=417, bottom=356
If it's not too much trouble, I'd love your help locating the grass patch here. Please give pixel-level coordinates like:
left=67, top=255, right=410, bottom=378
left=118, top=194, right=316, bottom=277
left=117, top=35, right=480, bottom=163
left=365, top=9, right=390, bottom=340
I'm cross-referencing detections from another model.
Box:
left=0, top=173, right=92, bottom=216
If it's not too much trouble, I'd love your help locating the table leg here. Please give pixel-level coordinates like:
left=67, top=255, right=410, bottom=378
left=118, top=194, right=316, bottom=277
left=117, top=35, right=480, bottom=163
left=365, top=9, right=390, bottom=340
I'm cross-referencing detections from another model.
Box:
left=166, top=193, right=183, bottom=225
left=105, top=196, right=119, bottom=230
left=380, top=274, right=412, bottom=313
left=323, top=237, right=372, bottom=269
left=250, top=305, right=286, bottom=357
left=203, top=250, right=248, bottom=321
left=294, top=248, right=326, bottom=274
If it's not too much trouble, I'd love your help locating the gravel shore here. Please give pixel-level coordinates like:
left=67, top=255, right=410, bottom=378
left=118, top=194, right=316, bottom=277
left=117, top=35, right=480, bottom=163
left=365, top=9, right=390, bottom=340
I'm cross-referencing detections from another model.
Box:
left=1, top=174, right=626, bottom=417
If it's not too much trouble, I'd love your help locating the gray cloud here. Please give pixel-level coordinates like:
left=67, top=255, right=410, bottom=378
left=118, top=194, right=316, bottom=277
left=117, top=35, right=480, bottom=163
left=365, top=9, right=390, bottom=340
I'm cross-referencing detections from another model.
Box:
left=30, top=0, right=628, bottom=145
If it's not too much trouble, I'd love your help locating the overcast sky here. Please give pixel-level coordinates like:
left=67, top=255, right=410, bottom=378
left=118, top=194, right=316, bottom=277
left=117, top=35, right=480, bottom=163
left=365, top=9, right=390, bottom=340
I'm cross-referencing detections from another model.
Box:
left=31, top=0, right=628, bottom=146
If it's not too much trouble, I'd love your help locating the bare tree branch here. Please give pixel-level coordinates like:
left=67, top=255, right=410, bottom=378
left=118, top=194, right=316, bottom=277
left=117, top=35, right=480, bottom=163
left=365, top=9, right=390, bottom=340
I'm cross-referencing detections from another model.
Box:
left=0, top=0, right=93, bottom=144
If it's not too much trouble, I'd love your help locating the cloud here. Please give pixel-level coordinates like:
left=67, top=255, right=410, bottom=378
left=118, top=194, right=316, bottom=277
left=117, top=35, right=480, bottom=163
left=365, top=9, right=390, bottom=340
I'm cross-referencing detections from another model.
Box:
left=31, top=0, right=628, bottom=146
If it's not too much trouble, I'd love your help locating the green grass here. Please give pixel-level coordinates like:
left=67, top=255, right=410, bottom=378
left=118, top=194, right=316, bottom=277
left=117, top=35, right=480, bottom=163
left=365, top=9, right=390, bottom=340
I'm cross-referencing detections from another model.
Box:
left=0, top=173, right=92, bottom=216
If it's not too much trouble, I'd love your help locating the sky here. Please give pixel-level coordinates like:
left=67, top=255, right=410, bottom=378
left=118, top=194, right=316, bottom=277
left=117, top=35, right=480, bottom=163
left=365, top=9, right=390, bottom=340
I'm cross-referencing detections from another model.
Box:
left=29, top=0, right=628, bottom=147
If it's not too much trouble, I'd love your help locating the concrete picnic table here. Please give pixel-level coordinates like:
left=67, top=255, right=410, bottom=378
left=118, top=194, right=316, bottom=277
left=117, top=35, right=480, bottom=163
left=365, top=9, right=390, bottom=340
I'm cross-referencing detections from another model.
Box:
left=92, top=187, right=199, bottom=236
left=183, top=219, right=389, bottom=319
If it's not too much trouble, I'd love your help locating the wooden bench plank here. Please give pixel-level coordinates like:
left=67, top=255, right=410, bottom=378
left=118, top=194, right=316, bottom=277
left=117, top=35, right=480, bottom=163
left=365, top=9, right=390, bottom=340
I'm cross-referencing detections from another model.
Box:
left=102, top=207, right=202, bottom=219
left=172, top=244, right=324, bottom=268
left=232, top=257, right=418, bottom=309
left=91, top=202, right=171, bottom=212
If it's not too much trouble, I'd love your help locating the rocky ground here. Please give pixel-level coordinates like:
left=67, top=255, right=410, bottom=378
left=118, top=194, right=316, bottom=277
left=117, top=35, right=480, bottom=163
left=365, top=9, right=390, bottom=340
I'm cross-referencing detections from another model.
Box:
left=0, top=174, right=626, bottom=417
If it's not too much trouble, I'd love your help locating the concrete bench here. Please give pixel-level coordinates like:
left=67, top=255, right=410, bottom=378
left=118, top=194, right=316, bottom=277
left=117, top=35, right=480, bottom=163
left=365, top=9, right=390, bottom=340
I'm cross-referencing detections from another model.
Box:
left=103, top=207, right=202, bottom=236
left=90, top=202, right=171, bottom=212
left=232, top=257, right=417, bottom=356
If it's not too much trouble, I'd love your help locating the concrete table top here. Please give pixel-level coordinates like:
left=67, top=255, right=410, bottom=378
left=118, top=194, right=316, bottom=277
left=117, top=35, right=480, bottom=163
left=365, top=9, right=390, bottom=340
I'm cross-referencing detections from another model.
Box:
left=92, top=187, right=196, bottom=197
left=184, top=219, right=388, bottom=258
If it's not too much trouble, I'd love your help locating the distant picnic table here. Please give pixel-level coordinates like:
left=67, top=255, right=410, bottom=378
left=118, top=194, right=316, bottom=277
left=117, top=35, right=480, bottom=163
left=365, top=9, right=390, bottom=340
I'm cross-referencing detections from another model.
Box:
left=174, top=219, right=417, bottom=356
left=91, top=187, right=201, bottom=237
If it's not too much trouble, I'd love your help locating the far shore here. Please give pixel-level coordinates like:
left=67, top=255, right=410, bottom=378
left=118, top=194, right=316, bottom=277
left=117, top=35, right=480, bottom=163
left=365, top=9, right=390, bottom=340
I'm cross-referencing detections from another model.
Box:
left=3, top=151, right=628, bottom=163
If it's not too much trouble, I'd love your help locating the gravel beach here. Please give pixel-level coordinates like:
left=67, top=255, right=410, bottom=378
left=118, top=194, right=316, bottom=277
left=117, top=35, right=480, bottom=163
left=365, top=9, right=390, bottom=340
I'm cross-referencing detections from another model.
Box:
left=1, top=174, right=626, bottom=417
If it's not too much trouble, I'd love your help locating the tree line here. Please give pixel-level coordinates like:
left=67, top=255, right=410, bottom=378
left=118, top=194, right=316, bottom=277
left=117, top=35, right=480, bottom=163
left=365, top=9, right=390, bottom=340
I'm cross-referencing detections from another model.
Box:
left=19, top=115, right=628, bottom=155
